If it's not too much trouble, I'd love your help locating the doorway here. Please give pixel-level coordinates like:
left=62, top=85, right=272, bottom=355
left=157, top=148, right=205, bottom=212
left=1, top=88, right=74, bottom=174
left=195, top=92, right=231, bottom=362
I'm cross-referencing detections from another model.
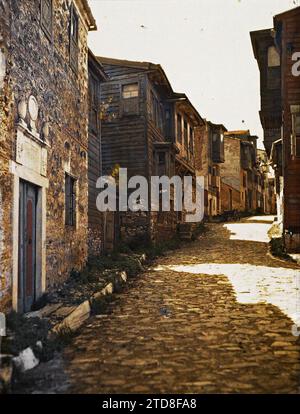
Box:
left=18, top=180, right=38, bottom=313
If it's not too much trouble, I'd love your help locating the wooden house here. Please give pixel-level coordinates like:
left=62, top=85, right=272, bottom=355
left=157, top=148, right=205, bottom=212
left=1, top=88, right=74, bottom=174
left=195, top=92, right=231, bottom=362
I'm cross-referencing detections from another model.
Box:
left=97, top=57, right=204, bottom=246
left=251, top=6, right=300, bottom=252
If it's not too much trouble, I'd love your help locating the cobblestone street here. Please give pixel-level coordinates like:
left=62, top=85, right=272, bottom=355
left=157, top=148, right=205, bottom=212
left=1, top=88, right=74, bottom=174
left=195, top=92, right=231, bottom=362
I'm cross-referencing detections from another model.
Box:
left=19, top=217, right=300, bottom=394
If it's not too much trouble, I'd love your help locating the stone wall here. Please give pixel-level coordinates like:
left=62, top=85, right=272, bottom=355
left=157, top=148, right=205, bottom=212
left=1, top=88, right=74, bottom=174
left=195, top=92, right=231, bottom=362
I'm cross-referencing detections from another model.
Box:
left=0, top=0, right=91, bottom=311
left=0, top=0, right=13, bottom=311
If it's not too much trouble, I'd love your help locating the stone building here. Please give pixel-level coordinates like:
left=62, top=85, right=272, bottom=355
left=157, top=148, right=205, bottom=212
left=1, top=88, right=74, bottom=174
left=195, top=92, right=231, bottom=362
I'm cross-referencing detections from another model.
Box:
left=251, top=6, right=300, bottom=252
left=0, top=0, right=96, bottom=313
left=195, top=121, right=226, bottom=217
left=220, top=130, right=259, bottom=213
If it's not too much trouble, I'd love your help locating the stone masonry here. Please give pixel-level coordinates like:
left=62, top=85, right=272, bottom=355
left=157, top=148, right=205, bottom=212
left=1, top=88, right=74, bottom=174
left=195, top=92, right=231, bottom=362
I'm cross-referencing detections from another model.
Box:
left=0, top=0, right=96, bottom=312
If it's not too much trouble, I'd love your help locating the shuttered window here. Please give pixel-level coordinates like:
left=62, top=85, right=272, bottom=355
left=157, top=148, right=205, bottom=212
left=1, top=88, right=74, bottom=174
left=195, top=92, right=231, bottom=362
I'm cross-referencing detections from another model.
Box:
left=184, top=120, right=188, bottom=149
left=291, top=106, right=300, bottom=157
left=189, top=126, right=194, bottom=154
left=41, top=0, right=53, bottom=40
left=65, top=174, right=76, bottom=226
left=177, top=114, right=182, bottom=143
left=294, top=115, right=300, bottom=157
left=122, top=83, right=139, bottom=99
left=70, top=3, right=79, bottom=74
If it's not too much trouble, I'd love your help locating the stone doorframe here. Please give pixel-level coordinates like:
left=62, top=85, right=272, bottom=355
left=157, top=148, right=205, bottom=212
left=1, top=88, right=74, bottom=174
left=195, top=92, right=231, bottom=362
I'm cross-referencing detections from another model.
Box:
left=9, top=114, right=49, bottom=311
left=10, top=161, right=49, bottom=312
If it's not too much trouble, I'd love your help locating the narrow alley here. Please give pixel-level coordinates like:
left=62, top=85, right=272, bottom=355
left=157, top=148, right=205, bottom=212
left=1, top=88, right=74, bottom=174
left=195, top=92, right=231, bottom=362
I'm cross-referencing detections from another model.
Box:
left=18, top=216, right=300, bottom=394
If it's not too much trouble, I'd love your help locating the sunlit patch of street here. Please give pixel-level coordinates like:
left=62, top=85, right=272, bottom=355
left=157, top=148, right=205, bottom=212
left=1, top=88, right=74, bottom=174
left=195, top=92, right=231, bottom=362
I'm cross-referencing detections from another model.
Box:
left=154, top=263, right=300, bottom=327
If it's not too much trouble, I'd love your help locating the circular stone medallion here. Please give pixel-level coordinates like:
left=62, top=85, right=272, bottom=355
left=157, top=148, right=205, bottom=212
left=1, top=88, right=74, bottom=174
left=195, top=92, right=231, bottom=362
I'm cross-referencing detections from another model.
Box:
left=28, top=95, right=39, bottom=122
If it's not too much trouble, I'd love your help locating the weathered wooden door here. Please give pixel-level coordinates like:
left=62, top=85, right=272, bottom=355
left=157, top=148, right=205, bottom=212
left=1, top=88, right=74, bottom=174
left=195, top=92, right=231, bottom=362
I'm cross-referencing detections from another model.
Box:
left=19, top=181, right=37, bottom=313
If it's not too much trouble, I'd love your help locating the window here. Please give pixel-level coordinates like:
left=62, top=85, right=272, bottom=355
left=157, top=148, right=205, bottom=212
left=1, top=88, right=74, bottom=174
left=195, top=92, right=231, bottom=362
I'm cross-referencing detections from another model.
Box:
left=268, top=46, right=280, bottom=67
left=41, top=0, right=53, bottom=40
left=267, top=47, right=280, bottom=90
left=177, top=114, right=182, bottom=143
left=291, top=107, right=300, bottom=157
left=122, top=83, right=139, bottom=99
left=70, top=3, right=79, bottom=74
left=189, top=126, right=194, bottom=154
left=65, top=174, right=76, bottom=226
left=150, top=91, right=163, bottom=131
left=121, top=83, right=139, bottom=116
left=184, top=120, right=188, bottom=149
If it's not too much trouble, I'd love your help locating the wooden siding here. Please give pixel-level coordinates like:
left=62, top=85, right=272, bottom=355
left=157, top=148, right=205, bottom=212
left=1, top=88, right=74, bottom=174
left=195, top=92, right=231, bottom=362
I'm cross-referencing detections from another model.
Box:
left=279, top=9, right=300, bottom=233
left=100, top=74, right=148, bottom=178
left=251, top=30, right=282, bottom=156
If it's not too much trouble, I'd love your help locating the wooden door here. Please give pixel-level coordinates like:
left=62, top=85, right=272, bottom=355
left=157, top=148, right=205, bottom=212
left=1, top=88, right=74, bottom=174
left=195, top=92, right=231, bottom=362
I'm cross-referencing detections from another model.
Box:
left=19, top=181, right=37, bottom=313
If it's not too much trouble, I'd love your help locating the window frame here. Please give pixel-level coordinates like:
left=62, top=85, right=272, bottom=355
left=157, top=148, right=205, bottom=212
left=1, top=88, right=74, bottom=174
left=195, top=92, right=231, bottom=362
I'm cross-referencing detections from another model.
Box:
left=183, top=119, right=188, bottom=150
left=122, top=83, right=139, bottom=99
left=69, top=3, right=79, bottom=74
left=120, top=81, right=140, bottom=117
left=177, top=113, right=182, bottom=143
left=65, top=173, right=77, bottom=227
left=189, top=126, right=194, bottom=154
left=291, top=105, right=300, bottom=158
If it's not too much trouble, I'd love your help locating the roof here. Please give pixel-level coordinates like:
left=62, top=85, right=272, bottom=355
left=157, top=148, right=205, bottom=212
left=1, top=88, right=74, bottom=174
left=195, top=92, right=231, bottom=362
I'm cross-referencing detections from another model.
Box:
left=171, top=92, right=205, bottom=126
left=97, top=56, right=174, bottom=93
left=225, top=130, right=250, bottom=136
left=205, top=120, right=227, bottom=132
left=97, top=56, right=204, bottom=125
left=77, top=0, right=97, bottom=31
left=88, top=49, right=108, bottom=81
left=98, top=56, right=156, bottom=70
left=274, top=5, right=300, bottom=21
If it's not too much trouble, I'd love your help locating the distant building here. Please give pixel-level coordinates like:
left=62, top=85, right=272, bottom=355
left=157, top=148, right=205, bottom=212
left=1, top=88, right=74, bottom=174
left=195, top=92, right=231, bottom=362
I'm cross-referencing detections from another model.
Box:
left=220, top=131, right=259, bottom=213
left=195, top=121, right=226, bottom=217
left=97, top=57, right=204, bottom=247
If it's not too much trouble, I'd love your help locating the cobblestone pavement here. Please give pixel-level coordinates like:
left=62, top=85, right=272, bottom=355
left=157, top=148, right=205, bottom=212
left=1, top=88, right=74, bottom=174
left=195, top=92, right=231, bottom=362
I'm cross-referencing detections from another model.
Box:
left=17, top=217, right=300, bottom=394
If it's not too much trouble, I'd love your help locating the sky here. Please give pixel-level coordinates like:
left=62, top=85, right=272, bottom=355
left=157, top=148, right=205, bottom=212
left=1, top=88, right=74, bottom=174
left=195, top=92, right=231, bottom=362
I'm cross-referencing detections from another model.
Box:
left=88, top=0, right=300, bottom=149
